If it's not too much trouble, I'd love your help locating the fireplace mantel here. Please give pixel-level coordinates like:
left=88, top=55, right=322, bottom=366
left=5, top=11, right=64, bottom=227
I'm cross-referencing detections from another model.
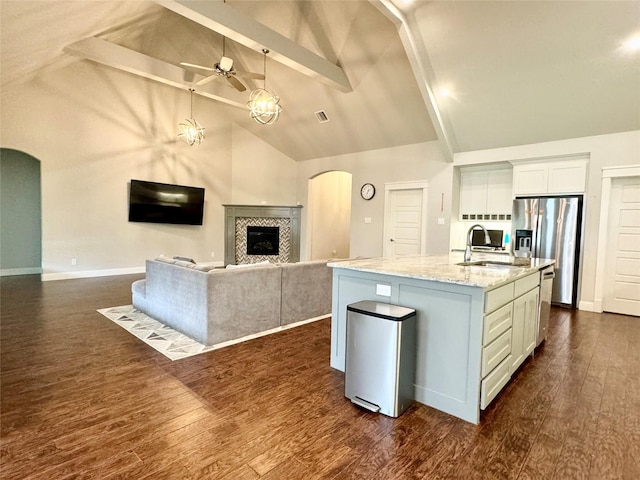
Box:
left=223, top=205, right=303, bottom=266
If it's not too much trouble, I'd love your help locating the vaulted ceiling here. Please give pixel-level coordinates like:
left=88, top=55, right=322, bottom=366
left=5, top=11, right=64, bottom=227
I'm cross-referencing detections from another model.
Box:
left=1, top=1, right=638, bottom=161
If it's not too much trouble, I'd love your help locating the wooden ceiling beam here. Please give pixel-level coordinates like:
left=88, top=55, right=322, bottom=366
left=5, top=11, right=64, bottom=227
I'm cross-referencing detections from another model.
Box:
left=154, top=0, right=352, bottom=93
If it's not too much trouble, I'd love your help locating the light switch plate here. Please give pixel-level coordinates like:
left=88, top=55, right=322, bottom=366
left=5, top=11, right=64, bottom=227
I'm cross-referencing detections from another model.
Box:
left=364, top=217, right=372, bottom=224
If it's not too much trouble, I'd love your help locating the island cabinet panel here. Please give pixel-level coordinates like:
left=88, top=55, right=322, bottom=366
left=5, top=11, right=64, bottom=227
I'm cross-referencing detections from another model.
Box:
left=330, top=272, right=391, bottom=371
left=398, top=283, right=483, bottom=423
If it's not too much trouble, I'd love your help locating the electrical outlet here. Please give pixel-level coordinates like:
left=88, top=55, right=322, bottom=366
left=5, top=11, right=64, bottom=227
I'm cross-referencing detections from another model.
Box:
left=71, top=258, right=77, bottom=266
left=376, top=284, right=391, bottom=297
left=364, top=217, right=372, bottom=224
left=438, top=217, right=445, bottom=225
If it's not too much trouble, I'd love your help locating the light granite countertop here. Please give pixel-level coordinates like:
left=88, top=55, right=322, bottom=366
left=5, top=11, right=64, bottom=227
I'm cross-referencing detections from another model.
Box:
left=328, top=253, right=555, bottom=290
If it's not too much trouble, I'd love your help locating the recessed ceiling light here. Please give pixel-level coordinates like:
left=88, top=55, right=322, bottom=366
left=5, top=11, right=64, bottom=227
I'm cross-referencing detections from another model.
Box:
left=623, top=35, right=640, bottom=51
left=440, top=88, right=450, bottom=97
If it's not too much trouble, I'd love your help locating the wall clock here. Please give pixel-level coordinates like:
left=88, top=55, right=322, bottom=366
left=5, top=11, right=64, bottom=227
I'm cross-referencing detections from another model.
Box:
left=360, top=183, right=375, bottom=200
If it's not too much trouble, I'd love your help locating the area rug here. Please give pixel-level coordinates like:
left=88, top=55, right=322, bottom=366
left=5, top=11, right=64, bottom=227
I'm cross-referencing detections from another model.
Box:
left=98, top=305, right=326, bottom=361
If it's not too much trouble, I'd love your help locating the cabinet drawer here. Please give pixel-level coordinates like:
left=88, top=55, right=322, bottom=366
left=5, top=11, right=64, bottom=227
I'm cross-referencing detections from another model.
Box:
left=481, top=355, right=512, bottom=410
left=514, top=272, right=540, bottom=298
left=481, top=329, right=512, bottom=378
left=485, top=282, right=515, bottom=313
left=483, top=302, right=513, bottom=346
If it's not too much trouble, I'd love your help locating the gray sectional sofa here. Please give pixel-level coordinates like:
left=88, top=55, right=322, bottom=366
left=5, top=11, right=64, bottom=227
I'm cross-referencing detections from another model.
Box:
left=131, top=257, right=333, bottom=345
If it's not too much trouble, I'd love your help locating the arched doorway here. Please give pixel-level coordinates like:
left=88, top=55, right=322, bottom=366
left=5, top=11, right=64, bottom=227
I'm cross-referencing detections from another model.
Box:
left=307, top=171, right=352, bottom=260
left=0, top=148, right=42, bottom=276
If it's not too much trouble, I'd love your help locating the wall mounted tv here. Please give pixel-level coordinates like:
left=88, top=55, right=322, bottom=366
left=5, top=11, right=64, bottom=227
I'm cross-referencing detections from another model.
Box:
left=128, top=179, right=205, bottom=225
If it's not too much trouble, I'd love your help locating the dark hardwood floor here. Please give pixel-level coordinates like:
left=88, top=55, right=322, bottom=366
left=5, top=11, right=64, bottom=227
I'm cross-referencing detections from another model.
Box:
left=1, top=274, right=639, bottom=479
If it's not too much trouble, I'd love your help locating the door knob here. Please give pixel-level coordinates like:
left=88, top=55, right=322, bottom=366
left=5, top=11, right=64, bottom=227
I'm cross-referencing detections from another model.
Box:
left=390, top=238, right=394, bottom=242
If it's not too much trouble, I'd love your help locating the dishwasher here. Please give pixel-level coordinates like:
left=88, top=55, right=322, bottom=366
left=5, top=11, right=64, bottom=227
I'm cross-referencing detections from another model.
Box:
left=537, top=265, right=555, bottom=346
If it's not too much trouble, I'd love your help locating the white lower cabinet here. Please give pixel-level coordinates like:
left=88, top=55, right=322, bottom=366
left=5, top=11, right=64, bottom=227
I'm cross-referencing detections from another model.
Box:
left=511, top=286, right=539, bottom=375
left=481, top=271, right=541, bottom=410
left=481, top=328, right=512, bottom=377
left=481, top=355, right=512, bottom=409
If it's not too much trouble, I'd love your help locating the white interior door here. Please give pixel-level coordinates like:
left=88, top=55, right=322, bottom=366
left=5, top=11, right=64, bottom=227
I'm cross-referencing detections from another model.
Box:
left=603, top=177, right=640, bottom=316
left=384, top=188, right=424, bottom=257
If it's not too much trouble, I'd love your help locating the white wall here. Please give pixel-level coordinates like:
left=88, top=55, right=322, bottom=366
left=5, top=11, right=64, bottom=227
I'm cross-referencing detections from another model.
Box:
left=230, top=125, right=297, bottom=206
left=297, top=141, right=452, bottom=259
left=453, top=130, right=640, bottom=310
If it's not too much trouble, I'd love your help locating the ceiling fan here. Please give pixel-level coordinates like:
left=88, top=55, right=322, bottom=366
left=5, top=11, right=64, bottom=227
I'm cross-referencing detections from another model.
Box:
left=180, top=36, right=264, bottom=92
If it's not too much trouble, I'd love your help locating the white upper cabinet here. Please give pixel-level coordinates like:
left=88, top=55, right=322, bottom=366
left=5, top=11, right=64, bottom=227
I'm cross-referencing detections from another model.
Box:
left=512, top=159, right=588, bottom=196
left=460, top=166, right=513, bottom=221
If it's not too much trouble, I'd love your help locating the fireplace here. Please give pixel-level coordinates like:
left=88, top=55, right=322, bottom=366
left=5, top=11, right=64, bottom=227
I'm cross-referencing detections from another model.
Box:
left=246, top=226, right=280, bottom=255
left=223, top=205, right=302, bottom=265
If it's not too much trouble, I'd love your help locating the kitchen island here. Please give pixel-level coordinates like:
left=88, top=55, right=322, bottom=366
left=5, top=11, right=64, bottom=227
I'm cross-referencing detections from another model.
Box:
left=328, top=253, right=554, bottom=424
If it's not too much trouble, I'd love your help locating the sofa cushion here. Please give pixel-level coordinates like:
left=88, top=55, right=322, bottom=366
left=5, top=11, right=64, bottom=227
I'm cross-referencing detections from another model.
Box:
left=131, top=279, right=146, bottom=297
left=224, top=260, right=271, bottom=269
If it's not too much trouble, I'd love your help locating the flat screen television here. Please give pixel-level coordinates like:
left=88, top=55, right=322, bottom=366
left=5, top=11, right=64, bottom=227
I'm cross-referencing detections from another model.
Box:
left=128, top=179, right=205, bottom=225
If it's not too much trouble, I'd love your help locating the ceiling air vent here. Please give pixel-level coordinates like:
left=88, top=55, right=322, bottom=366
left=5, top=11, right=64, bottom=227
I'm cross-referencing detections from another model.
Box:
left=314, top=110, right=330, bottom=123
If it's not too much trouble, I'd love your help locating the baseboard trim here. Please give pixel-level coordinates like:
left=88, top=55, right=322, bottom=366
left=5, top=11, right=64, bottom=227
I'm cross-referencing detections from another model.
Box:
left=0, top=267, right=43, bottom=277
left=42, top=266, right=146, bottom=282
left=578, top=300, right=599, bottom=312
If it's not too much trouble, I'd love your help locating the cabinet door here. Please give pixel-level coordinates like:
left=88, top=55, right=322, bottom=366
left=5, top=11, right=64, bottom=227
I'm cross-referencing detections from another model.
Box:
left=486, top=169, right=513, bottom=215
left=547, top=160, right=587, bottom=194
left=513, top=164, right=548, bottom=196
left=511, top=295, right=526, bottom=374
left=460, top=171, right=488, bottom=218
left=523, top=287, right=539, bottom=356
left=511, top=287, right=539, bottom=374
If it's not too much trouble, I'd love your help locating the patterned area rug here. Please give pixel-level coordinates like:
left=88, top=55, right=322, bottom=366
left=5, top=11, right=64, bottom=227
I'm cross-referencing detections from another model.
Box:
left=98, top=305, right=327, bottom=361
left=97, top=305, right=217, bottom=360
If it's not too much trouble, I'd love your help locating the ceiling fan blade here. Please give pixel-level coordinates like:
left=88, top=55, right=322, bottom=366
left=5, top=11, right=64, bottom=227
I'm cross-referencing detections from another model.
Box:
left=233, top=71, right=265, bottom=80
left=180, top=62, right=215, bottom=72
left=226, top=75, right=246, bottom=92
left=195, top=74, right=222, bottom=87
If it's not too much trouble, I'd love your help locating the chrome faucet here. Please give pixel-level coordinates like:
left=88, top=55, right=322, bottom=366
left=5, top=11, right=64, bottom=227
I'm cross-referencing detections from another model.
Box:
left=464, top=224, right=491, bottom=262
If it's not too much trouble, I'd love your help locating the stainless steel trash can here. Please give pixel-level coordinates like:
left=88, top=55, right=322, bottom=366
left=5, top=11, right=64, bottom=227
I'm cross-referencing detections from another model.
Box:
left=344, top=300, right=416, bottom=417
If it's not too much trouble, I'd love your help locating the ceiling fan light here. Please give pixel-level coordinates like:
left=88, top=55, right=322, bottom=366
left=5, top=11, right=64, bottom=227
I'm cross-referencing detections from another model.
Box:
left=219, top=56, right=233, bottom=72
left=247, top=88, right=282, bottom=125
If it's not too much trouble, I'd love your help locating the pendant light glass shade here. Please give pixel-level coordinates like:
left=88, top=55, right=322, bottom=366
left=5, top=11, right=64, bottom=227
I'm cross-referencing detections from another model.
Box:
left=248, top=88, right=282, bottom=125
left=247, top=49, right=282, bottom=125
left=178, top=89, right=205, bottom=146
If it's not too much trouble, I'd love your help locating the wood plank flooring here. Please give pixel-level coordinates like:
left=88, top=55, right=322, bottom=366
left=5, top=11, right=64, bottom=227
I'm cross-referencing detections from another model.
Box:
left=1, top=274, right=639, bottom=479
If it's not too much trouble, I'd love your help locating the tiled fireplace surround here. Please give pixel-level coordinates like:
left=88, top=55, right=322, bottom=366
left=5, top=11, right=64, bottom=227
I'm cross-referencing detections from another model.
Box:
left=223, top=205, right=303, bottom=265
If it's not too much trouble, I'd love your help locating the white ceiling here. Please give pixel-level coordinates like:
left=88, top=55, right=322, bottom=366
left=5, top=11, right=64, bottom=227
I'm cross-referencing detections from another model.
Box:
left=1, top=1, right=639, bottom=161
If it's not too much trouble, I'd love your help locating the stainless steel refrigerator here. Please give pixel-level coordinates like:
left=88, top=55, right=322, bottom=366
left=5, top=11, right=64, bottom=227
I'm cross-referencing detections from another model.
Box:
left=511, top=196, right=583, bottom=307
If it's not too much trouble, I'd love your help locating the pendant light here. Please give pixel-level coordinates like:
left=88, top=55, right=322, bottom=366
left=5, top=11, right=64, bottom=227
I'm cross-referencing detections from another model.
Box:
left=178, top=88, right=205, bottom=146
left=247, top=49, right=282, bottom=125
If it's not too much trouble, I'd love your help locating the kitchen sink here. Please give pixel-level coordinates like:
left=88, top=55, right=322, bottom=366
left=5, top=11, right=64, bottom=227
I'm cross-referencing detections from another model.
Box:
left=456, top=259, right=529, bottom=268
